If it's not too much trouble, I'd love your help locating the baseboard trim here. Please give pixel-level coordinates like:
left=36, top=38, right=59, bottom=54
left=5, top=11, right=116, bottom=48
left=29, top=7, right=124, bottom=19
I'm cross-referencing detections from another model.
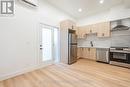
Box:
left=0, top=62, right=53, bottom=81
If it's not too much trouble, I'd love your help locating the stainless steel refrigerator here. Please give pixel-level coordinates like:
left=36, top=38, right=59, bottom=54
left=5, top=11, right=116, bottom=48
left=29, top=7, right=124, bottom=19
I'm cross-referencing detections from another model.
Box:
left=68, top=29, right=77, bottom=64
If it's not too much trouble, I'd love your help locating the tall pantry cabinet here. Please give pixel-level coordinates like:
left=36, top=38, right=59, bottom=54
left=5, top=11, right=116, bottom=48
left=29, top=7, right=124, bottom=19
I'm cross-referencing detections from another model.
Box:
left=60, top=20, right=76, bottom=63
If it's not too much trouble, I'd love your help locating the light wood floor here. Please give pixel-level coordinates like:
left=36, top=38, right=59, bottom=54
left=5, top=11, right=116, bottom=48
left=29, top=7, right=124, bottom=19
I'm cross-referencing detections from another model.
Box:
left=0, top=59, right=130, bottom=87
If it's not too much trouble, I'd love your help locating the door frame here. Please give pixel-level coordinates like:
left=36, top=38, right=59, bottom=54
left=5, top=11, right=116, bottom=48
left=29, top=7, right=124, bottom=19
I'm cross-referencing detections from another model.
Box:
left=38, top=23, right=54, bottom=66
left=37, top=23, right=60, bottom=66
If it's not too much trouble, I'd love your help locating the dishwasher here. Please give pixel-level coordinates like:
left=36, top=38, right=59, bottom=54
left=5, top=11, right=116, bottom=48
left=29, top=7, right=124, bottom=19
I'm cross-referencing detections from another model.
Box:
left=96, top=48, right=110, bottom=63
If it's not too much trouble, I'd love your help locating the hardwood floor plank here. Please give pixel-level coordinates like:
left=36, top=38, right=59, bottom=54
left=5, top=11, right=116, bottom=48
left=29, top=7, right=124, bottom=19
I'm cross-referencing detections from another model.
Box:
left=3, top=79, right=14, bottom=87
left=13, top=76, right=24, bottom=87
left=23, top=73, right=42, bottom=87
left=48, top=65, right=117, bottom=87
left=0, top=59, right=130, bottom=87
left=44, top=66, right=96, bottom=87
left=36, top=70, right=61, bottom=87
left=0, top=82, right=4, bottom=87
left=43, top=68, right=93, bottom=87
left=57, top=60, right=130, bottom=87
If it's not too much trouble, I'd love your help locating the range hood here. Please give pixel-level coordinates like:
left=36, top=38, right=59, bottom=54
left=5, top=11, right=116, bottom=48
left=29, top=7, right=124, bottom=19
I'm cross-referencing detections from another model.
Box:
left=111, top=20, right=129, bottom=31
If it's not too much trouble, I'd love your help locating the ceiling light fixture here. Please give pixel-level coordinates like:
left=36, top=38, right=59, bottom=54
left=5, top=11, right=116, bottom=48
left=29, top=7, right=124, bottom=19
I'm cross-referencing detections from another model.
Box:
left=99, top=0, right=104, bottom=4
left=78, top=8, right=82, bottom=12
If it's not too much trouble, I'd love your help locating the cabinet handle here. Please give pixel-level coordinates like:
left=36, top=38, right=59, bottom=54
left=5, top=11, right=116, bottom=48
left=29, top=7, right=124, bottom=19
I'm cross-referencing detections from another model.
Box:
left=102, top=33, right=104, bottom=36
left=90, top=30, right=92, bottom=33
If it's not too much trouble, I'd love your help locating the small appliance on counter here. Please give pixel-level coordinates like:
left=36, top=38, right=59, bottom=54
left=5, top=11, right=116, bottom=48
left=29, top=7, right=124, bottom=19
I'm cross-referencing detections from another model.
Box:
left=96, top=48, right=110, bottom=63
left=110, top=47, right=130, bottom=68
left=68, top=29, right=77, bottom=65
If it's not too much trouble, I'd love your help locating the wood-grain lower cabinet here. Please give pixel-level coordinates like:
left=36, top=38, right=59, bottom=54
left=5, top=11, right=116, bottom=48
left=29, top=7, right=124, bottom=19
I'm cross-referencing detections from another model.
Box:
left=77, top=47, right=96, bottom=60
left=77, top=47, right=83, bottom=58
left=89, top=48, right=96, bottom=60
left=83, top=48, right=90, bottom=59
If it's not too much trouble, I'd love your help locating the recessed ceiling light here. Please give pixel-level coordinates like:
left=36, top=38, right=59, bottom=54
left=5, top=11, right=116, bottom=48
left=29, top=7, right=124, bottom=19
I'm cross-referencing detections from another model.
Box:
left=78, top=8, right=82, bottom=12
left=99, top=0, right=104, bottom=4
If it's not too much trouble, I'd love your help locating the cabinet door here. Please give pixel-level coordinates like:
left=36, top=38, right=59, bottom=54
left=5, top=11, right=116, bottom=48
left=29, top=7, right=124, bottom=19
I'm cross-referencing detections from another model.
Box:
left=77, top=28, right=83, bottom=38
left=90, top=48, right=96, bottom=60
left=97, top=23, right=104, bottom=37
left=77, top=27, right=86, bottom=38
left=86, top=48, right=90, bottom=59
left=103, top=22, right=111, bottom=37
left=76, top=28, right=80, bottom=38
left=81, top=28, right=86, bottom=38
left=60, top=20, right=76, bottom=63
left=67, top=20, right=76, bottom=29
left=60, top=20, right=76, bottom=29
left=91, top=24, right=98, bottom=33
left=82, top=48, right=86, bottom=58
left=85, top=25, right=91, bottom=34
left=82, top=48, right=90, bottom=59
left=77, top=47, right=82, bottom=58
left=85, top=25, right=98, bottom=34
left=97, top=22, right=110, bottom=37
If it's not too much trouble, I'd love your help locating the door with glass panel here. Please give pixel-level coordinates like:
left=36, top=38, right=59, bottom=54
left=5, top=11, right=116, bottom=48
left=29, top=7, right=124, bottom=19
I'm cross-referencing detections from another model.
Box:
left=39, top=24, right=54, bottom=64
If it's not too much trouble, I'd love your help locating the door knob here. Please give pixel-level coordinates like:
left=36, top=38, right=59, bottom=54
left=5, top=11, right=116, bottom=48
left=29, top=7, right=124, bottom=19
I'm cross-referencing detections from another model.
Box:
left=40, top=48, right=43, bottom=50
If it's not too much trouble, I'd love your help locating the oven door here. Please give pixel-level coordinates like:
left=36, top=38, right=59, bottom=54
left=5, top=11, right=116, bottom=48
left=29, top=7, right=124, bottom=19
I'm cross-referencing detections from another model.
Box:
left=110, top=52, right=128, bottom=63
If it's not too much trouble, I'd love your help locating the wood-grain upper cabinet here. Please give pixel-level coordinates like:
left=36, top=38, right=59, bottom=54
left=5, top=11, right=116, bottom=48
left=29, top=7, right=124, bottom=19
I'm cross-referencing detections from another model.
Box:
left=77, top=25, right=93, bottom=38
left=77, top=21, right=111, bottom=38
left=97, top=22, right=111, bottom=37
left=103, top=22, right=111, bottom=37
left=77, top=27, right=86, bottom=38
left=60, top=20, right=76, bottom=30
left=84, top=25, right=97, bottom=34
left=85, top=25, right=92, bottom=34
left=91, top=24, right=98, bottom=33
left=77, top=47, right=96, bottom=60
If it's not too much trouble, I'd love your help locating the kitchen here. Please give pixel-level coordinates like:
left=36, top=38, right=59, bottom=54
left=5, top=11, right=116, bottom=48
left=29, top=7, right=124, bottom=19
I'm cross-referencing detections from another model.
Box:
left=60, top=18, right=130, bottom=68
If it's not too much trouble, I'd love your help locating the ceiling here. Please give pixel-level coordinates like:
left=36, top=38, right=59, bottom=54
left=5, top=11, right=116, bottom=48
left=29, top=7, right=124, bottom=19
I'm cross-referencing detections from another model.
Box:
left=44, top=0, right=129, bottom=20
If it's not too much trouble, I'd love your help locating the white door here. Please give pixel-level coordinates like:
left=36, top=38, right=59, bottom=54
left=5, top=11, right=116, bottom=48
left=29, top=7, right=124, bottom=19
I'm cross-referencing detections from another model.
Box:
left=39, top=24, right=54, bottom=64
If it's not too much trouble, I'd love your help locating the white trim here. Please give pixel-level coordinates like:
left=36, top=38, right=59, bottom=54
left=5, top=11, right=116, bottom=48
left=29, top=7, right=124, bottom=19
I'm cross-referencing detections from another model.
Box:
left=0, top=62, right=54, bottom=81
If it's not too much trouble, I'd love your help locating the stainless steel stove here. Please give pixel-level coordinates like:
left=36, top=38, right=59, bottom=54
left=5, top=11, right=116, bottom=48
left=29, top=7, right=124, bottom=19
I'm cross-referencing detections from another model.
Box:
left=110, top=47, right=130, bottom=68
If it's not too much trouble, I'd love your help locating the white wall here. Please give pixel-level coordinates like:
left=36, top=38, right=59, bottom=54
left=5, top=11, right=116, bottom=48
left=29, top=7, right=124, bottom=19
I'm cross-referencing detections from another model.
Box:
left=78, top=4, right=130, bottom=26
left=0, top=0, right=74, bottom=80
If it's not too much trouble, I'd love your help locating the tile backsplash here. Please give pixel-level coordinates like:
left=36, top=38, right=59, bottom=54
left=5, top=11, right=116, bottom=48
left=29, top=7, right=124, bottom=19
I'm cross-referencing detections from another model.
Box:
left=78, top=29, right=130, bottom=48
left=111, top=30, right=130, bottom=47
